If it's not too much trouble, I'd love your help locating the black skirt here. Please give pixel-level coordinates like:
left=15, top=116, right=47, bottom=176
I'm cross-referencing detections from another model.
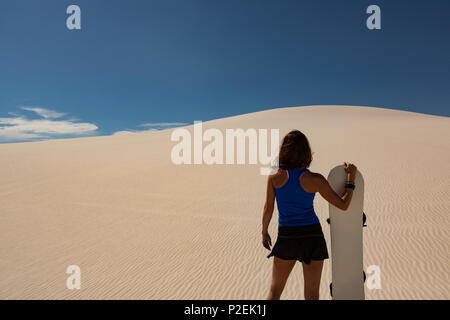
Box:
left=267, top=223, right=329, bottom=264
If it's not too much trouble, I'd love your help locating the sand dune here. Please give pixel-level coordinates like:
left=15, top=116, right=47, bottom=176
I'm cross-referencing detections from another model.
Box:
left=0, top=105, right=449, bottom=299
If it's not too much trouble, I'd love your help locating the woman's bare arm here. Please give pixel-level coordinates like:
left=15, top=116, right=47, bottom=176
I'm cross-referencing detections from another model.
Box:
left=312, top=163, right=357, bottom=211
left=315, top=174, right=354, bottom=211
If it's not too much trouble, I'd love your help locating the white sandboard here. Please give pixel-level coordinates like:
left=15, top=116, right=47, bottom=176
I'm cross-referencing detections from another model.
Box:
left=328, top=165, right=365, bottom=300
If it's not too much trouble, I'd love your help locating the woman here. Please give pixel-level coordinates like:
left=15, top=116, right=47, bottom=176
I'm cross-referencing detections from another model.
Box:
left=262, top=130, right=357, bottom=300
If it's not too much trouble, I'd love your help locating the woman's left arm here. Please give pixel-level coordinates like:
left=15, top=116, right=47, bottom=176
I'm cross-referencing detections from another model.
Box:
left=261, top=176, right=275, bottom=250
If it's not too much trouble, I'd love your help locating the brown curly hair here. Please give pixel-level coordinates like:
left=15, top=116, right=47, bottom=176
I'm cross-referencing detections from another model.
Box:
left=278, top=130, right=312, bottom=170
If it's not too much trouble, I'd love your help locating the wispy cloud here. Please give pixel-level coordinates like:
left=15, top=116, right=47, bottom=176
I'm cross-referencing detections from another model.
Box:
left=111, top=129, right=158, bottom=136
left=111, top=122, right=187, bottom=136
left=112, top=130, right=138, bottom=136
left=0, top=107, right=98, bottom=142
left=21, top=107, right=66, bottom=119
left=138, top=122, right=187, bottom=128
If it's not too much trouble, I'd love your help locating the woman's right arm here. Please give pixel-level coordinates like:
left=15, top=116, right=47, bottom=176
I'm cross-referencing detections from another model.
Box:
left=315, top=163, right=357, bottom=211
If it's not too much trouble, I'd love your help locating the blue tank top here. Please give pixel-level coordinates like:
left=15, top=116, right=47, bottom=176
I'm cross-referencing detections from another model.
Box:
left=275, top=168, right=319, bottom=226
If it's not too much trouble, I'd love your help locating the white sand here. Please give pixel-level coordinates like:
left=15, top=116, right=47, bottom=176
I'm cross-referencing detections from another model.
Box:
left=0, top=105, right=449, bottom=299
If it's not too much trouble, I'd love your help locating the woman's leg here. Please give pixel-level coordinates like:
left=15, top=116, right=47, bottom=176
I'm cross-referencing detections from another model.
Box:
left=266, top=257, right=296, bottom=300
left=301, top=260, right=324, bottom=300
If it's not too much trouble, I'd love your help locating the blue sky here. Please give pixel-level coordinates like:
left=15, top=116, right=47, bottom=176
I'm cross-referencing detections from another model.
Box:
left=0, top=0, right=449, bottom=142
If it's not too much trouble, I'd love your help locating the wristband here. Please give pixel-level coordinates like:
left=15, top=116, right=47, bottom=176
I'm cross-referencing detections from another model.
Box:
left=345, top=183, right=355, bottom=190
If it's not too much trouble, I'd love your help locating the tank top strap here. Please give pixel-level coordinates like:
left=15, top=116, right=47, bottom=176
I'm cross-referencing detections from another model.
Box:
left=287, top=168, right=307, bottom=180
